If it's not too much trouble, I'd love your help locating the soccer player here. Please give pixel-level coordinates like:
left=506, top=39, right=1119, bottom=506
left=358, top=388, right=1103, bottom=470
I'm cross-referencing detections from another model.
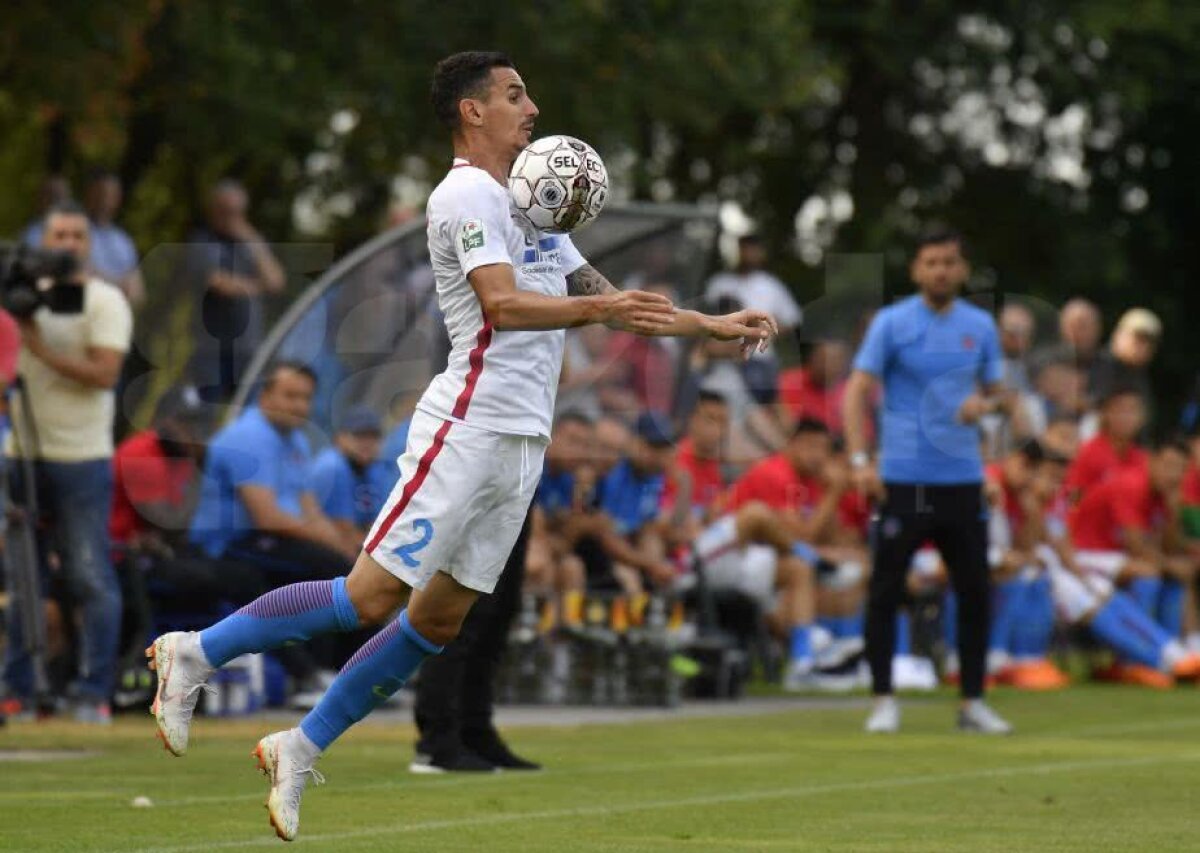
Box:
left=692, top=419, right=862, bottom=687
left=1034, top=445, right=1200, bottom=686
left=1064, top=386, right=1147, bottom=502
left=844, top=228, right=1013, bottom=734
left=145, top=50, right=777, bottom=841
left=1068, top=439, right=1198, bottom=657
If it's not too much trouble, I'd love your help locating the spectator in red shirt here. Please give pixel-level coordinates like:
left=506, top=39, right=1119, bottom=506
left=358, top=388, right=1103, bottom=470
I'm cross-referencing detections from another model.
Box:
left=779, top=339, right=851, bottom=434
left=661, top=390, right=729, bottom=527
left=1069, top=440, right=1195, bottom=629
left=601, top=283, right=680, bottom=418
left=0, top=308, right=19, bottom=388
left=1065, top=386, right=1147, bottom=504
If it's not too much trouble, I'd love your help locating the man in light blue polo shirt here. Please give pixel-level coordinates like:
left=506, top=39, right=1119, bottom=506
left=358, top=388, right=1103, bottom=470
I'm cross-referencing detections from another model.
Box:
left=843, top=228, right=1012, bottom=735
left=189, top=361, right=355, bottom=581
left=307, top=406, right=397, bottom=543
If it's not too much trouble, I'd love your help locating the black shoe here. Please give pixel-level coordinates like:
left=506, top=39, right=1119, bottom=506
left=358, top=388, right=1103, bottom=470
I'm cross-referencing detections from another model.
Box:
left=409, top=747, right=497, bottom=774
left=463, top=735, right=542, bottom=771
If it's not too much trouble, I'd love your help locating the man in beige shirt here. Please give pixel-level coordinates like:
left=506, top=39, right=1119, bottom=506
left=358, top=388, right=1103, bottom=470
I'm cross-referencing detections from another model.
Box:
left=5, top=200, right=133, bottom=723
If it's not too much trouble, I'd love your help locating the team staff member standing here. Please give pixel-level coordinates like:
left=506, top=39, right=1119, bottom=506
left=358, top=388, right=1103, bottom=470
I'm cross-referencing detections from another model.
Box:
left=843, top=229, right=1012, bottom=735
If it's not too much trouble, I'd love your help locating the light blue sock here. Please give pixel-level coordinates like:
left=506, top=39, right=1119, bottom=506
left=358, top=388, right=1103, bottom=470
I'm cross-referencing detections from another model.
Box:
left=894, top=611, right=911, bottom=656
left=988, top=578, right=1020, bottom=656
left=1157, top=579, right=1185, bottom=637
left=199, top=578, right=359, bottom=668
left=1011, top=576, right=1055, bottom=658
left=1127, top=577, right=1162, bottom=618
left=943, top=591, right=958, bottom=649
left=1091, top=593, right=1169, bottom=669
left=835, top=613, right=864, bottom=639
left=300, top=609, right=442, bottom=750
left=790, top=624, right=813, bottom=662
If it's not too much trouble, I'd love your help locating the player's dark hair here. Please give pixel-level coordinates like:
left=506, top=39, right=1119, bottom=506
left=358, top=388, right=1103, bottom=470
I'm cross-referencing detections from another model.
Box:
left=696, top=389, right=728, bottom=408
left=1046, top=412, right=1079, bottom=429
left=1014, top=438, right=1046, bottom=465
left=791, top=417, right=830, bottom=439
left=554, top=410, right=593, bottom=431
left=1153, top=435, right=1190, bottom=457
left=43, top=199, right=88, bottom=223
left=1099, top=384, right=1143, bottom=408
left=912, top=226, right=967, bottom=260
left=1042, top=449, right=1071, bottom=467
left=431, top=51, right=516, bottom=130
left=262, top=360, right=317, bottom=391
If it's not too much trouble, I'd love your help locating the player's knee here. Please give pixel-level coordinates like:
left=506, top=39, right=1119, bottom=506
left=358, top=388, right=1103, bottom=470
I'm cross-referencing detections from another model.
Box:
left=735, top=501, right=772, bottom=536
left=405, top=606, right=466, bottom=647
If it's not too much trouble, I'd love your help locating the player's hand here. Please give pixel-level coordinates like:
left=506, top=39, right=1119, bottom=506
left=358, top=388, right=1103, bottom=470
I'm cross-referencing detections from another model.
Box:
left=958, top=393, right=1000, bottom=424
left=646, top=561, right=678, bottom=587
left=850, top=462, right=880, bottom=498
left=602, top=289, right=675, bottom=334
left=824, top=459, right=850, bottom=494
left=704, top=309, right=779, bottom=359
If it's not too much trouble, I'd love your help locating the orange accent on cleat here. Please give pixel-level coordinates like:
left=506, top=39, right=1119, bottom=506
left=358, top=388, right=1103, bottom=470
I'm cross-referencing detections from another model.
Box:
left=1115, top=663, right=1173, bottom=689
left=1170, top=654, right=1200, bottom=682
left=1007, top=659, right=1071, bottom=690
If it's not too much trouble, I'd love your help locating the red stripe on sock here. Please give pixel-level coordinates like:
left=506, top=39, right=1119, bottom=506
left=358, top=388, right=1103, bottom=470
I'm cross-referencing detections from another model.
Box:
left=450, top=318, right=493, bottom=419
left=366, top=420, right=453, bottom=554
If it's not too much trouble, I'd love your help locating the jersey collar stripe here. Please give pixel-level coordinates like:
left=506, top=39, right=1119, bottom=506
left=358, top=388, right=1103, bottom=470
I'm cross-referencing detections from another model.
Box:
left=364, top=420, right=454, bottom=554
left=449, top=319, right=494, bottom=420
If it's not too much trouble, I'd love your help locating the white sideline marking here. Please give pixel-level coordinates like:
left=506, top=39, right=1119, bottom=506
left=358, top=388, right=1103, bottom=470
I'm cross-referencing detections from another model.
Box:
left=127, top=752, right=1200, bottom=853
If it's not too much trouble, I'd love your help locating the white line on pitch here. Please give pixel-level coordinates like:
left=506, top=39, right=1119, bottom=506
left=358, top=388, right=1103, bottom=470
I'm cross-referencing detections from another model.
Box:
left=126, top=752, right=1200, bottom=853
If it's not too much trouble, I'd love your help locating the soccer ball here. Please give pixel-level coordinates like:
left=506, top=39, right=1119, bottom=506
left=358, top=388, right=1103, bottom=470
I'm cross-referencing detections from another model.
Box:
left=509, top=135, right=608, bottom=233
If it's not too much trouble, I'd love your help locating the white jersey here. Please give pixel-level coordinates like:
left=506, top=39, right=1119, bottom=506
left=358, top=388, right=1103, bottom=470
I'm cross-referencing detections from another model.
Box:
left=420, top=160, right=587, bottom=439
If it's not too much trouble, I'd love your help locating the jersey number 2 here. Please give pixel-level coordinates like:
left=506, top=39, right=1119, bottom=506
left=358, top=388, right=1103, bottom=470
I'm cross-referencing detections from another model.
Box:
left=392, top=519, right=434, bottom=568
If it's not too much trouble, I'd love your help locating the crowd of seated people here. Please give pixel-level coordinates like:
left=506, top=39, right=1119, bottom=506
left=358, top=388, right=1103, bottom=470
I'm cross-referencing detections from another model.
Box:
left=6, top=215, right=1200, bottom=718
left=531, top=277, right=1200, bottom=693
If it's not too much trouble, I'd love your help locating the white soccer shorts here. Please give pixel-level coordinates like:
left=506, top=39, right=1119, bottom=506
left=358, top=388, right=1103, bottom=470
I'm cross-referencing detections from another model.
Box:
left=1072, top=549, right=1128, bottom=599
left=365, top=410, right=545, bottom=594
left=694, top=516, right=777, bottom=608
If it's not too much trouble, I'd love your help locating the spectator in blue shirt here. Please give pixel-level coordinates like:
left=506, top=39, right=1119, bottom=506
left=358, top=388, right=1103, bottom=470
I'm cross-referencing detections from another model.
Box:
left=593, top=412, right=678, bottom=593
left=84, top=171, right=144, bottom=307
left=188, top=361, right=355, bottom=581
left=308, top=406, right=397, bottom=547
left=526, top=412, right=594, bottom=613
left=843, top=228, right=1012, bottom=735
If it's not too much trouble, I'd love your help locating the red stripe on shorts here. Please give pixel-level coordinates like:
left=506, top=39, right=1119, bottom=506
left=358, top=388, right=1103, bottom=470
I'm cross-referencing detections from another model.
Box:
left=366, top=420, right=453, bottom=555
left=450, top=318, right=494, bottom=419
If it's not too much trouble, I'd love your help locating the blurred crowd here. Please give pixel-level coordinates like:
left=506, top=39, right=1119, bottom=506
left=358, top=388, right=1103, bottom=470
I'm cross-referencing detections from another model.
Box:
left=2, top=174, right=1199, bottom=725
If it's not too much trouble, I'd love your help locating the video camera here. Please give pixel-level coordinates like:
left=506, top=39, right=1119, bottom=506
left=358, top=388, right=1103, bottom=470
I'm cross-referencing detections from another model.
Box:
left=0, top=242, right=83, bottom=318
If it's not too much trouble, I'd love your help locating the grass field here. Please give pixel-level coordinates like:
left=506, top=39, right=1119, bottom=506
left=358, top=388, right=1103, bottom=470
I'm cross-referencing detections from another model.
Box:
left=2, top=688, right=1199, bottom=852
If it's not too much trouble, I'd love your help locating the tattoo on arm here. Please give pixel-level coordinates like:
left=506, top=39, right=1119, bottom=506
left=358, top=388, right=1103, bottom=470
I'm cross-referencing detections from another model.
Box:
left=566, top=264, right=618, bottom=297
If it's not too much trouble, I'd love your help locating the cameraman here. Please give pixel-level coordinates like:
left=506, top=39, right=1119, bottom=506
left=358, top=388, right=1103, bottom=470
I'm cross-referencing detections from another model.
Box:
left=4, top=201, right=133, bottom=722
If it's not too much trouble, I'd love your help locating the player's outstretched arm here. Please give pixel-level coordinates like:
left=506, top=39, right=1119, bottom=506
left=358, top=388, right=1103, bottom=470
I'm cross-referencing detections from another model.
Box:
left=469, top=263, right=674, bottom=333
left=566, top=264, right=778, bottom=357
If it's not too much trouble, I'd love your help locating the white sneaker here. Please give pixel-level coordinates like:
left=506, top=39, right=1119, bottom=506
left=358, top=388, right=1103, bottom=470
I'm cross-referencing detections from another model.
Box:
left=865, top=696, right=901, bottom=733
left=957, top=700, right=1013, bottom=735
left=782, top=660, right=816, bottom=691
left=147, top=632, right=214, bottom=756
left=892, top=654, right=938, bottom=691
left=254, top=730, right=325, bottom=842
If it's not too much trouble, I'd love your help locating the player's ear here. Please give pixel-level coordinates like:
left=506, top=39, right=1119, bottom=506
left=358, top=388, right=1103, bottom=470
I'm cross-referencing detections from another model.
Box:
left=459, top=96, right=485, bottom=128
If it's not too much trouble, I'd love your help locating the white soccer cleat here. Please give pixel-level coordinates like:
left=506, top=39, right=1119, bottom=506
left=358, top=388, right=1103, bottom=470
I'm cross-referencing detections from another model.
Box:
left=957, top=700, right=1014, bottom=735
left=865, top=696, right=901, bottom=734
left=254, top=730, right=325, bottom=842
left=146, top=632, right=214, bottom=756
